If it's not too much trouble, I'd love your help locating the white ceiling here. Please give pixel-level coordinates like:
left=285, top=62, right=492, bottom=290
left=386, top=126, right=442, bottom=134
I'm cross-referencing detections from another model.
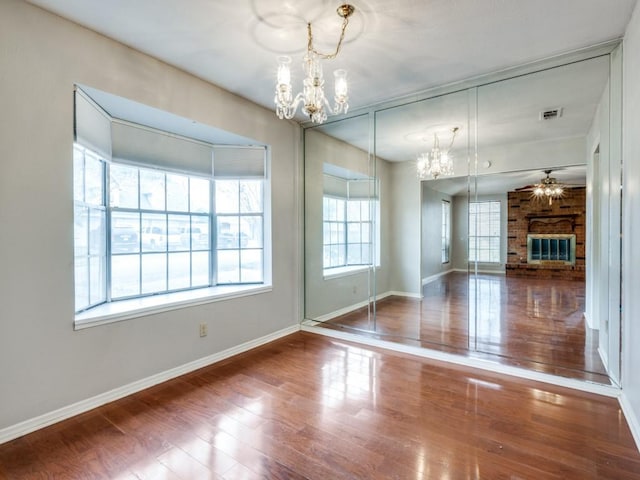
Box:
left=27, top=0, right=635, bottom=196
left=26, top=0, right=637, bottom=117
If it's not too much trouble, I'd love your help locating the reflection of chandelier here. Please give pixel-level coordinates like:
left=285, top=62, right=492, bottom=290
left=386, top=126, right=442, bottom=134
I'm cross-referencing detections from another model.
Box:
left=274, top=4, right=355, bottom=124
left=417, top=127, right=459, bottom=180
left=532, top=170, right=565, bottom=205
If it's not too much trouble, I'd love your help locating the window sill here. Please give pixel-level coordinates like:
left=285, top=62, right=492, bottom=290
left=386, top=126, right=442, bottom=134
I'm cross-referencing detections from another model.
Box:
left=74, top=284, right=272, bottom=330
left=323, top=265, right=376, bottom=280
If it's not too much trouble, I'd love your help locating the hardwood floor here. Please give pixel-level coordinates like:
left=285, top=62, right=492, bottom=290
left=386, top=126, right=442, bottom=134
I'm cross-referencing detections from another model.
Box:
left=1, top=332, right=638, bottom=479
left=321, top=272, right=609, bottom=384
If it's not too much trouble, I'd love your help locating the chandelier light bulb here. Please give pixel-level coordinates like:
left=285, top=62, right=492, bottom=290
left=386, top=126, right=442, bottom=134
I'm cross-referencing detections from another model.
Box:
left=277, top=56, right=291, bottom=86
left=334, top=69, right=348, bottom=102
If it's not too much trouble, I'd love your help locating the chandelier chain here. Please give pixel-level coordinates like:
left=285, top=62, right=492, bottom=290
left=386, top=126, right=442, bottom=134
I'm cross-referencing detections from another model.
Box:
left=307, top=14, right=351, bottom=60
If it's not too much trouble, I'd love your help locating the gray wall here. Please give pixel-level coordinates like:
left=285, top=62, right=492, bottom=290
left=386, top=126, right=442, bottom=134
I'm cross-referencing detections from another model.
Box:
left=622, top=0, right=640, bottom=445
left=421, top=184, right=453, bottom=281
left=0, top=1, right=299, bottom=430
left=388, top=161, right=422, bottom=295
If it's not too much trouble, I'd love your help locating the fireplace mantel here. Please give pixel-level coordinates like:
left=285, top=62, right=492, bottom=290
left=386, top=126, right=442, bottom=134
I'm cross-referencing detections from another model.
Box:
left=525, top=213, right=579, bottom=231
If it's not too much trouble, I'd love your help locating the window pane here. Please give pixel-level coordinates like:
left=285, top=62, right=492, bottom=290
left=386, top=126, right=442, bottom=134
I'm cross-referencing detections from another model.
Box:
left=166, top=173, right=189, bottom=212
left=347, top=201, right=360, bottom=221
left=336, top=199, right=345, bottom=222
left=141, top=213, right=167, bottom=252
left=240, top=249, right=263, bottom=282
left=89, top=209, right=106, bottom=256
left=74, top=256, right=89, bottom=311
left=323, top=245, right=331, bottom=268
left=217, top=250, right=239, bottom=283
left=74, top=205, right=89, bottom=257
left=84, top=152, right=103, bottom=206
left=362, top=224, right=371, bottom=244
left=216, top=180, right=239, bottom=213
left=348, top=223, right=361, bottom=243
left=362, top=244, right=371, bottom=264
left=323, top=223, right=330, bottom=245
left=89, top=256, right=106, bottom=305
left=362, top=201, right=371, bottom=221
left=327, top=198, right=337, bottom=221
left=185, top=216, right=210, bottom=251
left=192, top=251, right=210, bottom=287
left=168, top=252, right=190, bottom=290
left=141, top=253, right=167, bottom=294
left=110, top=164, right=139, bottom=209
left=218, top=216, right=240, bottom=249
left=111, top=212, right=140, bottom=253
left=241, top=216, right=262, bottom=248
left=190, top=178, right=210, bottom=213
left=140, top=169, right=165, bottom=210
left=240, top=180, right=263, bottom=213
left=168, top=214, right=189, bottom=251
left=111, top=255, right=140, bottom=298
left=347, top=244, right=362, bottom=264
left=327, top=223, right=336, bottom=244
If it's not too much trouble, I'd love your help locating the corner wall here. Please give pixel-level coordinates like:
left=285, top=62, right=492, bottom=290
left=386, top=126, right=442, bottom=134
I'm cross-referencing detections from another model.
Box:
left=0, top=0, right=299, bottom=433
left=622, top=0, right=640, bottom=449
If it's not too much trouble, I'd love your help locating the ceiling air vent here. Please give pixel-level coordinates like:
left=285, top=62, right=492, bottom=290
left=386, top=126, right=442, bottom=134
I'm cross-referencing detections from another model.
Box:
left=540, top=107, right=563, bottom=121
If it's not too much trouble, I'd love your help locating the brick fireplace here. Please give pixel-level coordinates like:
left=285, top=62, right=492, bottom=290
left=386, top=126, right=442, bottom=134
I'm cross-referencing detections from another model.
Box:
left=506, top=187, right=585, bottom=280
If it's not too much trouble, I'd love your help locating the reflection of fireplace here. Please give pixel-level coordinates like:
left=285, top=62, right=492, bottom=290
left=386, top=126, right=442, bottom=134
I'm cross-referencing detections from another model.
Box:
left=527, top=234, right=576, bottom=265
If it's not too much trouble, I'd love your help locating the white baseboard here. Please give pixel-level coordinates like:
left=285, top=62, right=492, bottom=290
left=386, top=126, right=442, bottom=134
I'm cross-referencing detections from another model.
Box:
left=422, top=269, right=454, bottom=286
left=0, top=325, right=300, bottom=445
left=619, top=392, right=640, bottom=454
left=313, top=290, right=422, bottom=322
left=301, top=324, right=621, bottom=398
left=387, top=291, right=423, bottom=299
left=598, top=346, right=609, bottom=371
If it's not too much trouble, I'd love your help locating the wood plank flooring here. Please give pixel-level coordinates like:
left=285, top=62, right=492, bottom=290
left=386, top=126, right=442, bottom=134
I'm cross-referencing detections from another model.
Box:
left=321, top=272, right=608, bottom=383
left=1, top=332, right=638, bottom=479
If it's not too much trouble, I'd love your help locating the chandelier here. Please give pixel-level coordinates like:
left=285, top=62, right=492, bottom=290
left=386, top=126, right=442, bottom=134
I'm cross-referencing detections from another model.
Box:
left=274, top=4, right=355, bottom=124
left=532, top=170, right=565, bottom=205
left=417, top=127, right=459, bottom=180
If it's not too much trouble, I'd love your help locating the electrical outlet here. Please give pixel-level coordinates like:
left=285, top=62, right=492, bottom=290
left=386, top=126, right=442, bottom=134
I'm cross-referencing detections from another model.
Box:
left=199, top=322, right=208, bottom=337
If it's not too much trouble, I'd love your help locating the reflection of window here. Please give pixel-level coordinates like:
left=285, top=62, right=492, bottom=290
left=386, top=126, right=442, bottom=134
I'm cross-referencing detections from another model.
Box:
left=74, top=143, right=266, bottom=313
left=442, top=200, right=451, bottom=263
left=323, top=197, right=376, bottom=269
left=322, top=170, right=379, bottom=272
left=469, top=201, right=500, bottom=263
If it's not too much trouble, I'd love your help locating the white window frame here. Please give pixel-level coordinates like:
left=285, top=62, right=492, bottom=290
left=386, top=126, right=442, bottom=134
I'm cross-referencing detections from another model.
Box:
left=469, top=200, right=501, bottom=263
left=73, top=87, right=271, bottom=328
left=442, top=200, right=451, bottom=264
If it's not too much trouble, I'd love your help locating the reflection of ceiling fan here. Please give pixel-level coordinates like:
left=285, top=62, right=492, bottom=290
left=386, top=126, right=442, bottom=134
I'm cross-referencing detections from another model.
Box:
left=515, top=170, right=583, bottom=205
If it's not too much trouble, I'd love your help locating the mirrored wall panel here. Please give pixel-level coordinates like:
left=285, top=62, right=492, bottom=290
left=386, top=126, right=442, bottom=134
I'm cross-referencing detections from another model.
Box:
left=304, top=114, right=378, bottom=331
left=303, top=50, right=622, bottom=386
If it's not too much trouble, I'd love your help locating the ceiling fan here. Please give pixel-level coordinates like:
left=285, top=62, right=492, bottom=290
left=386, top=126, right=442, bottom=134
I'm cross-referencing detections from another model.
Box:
left=515, top=169, right=583, bottom=205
